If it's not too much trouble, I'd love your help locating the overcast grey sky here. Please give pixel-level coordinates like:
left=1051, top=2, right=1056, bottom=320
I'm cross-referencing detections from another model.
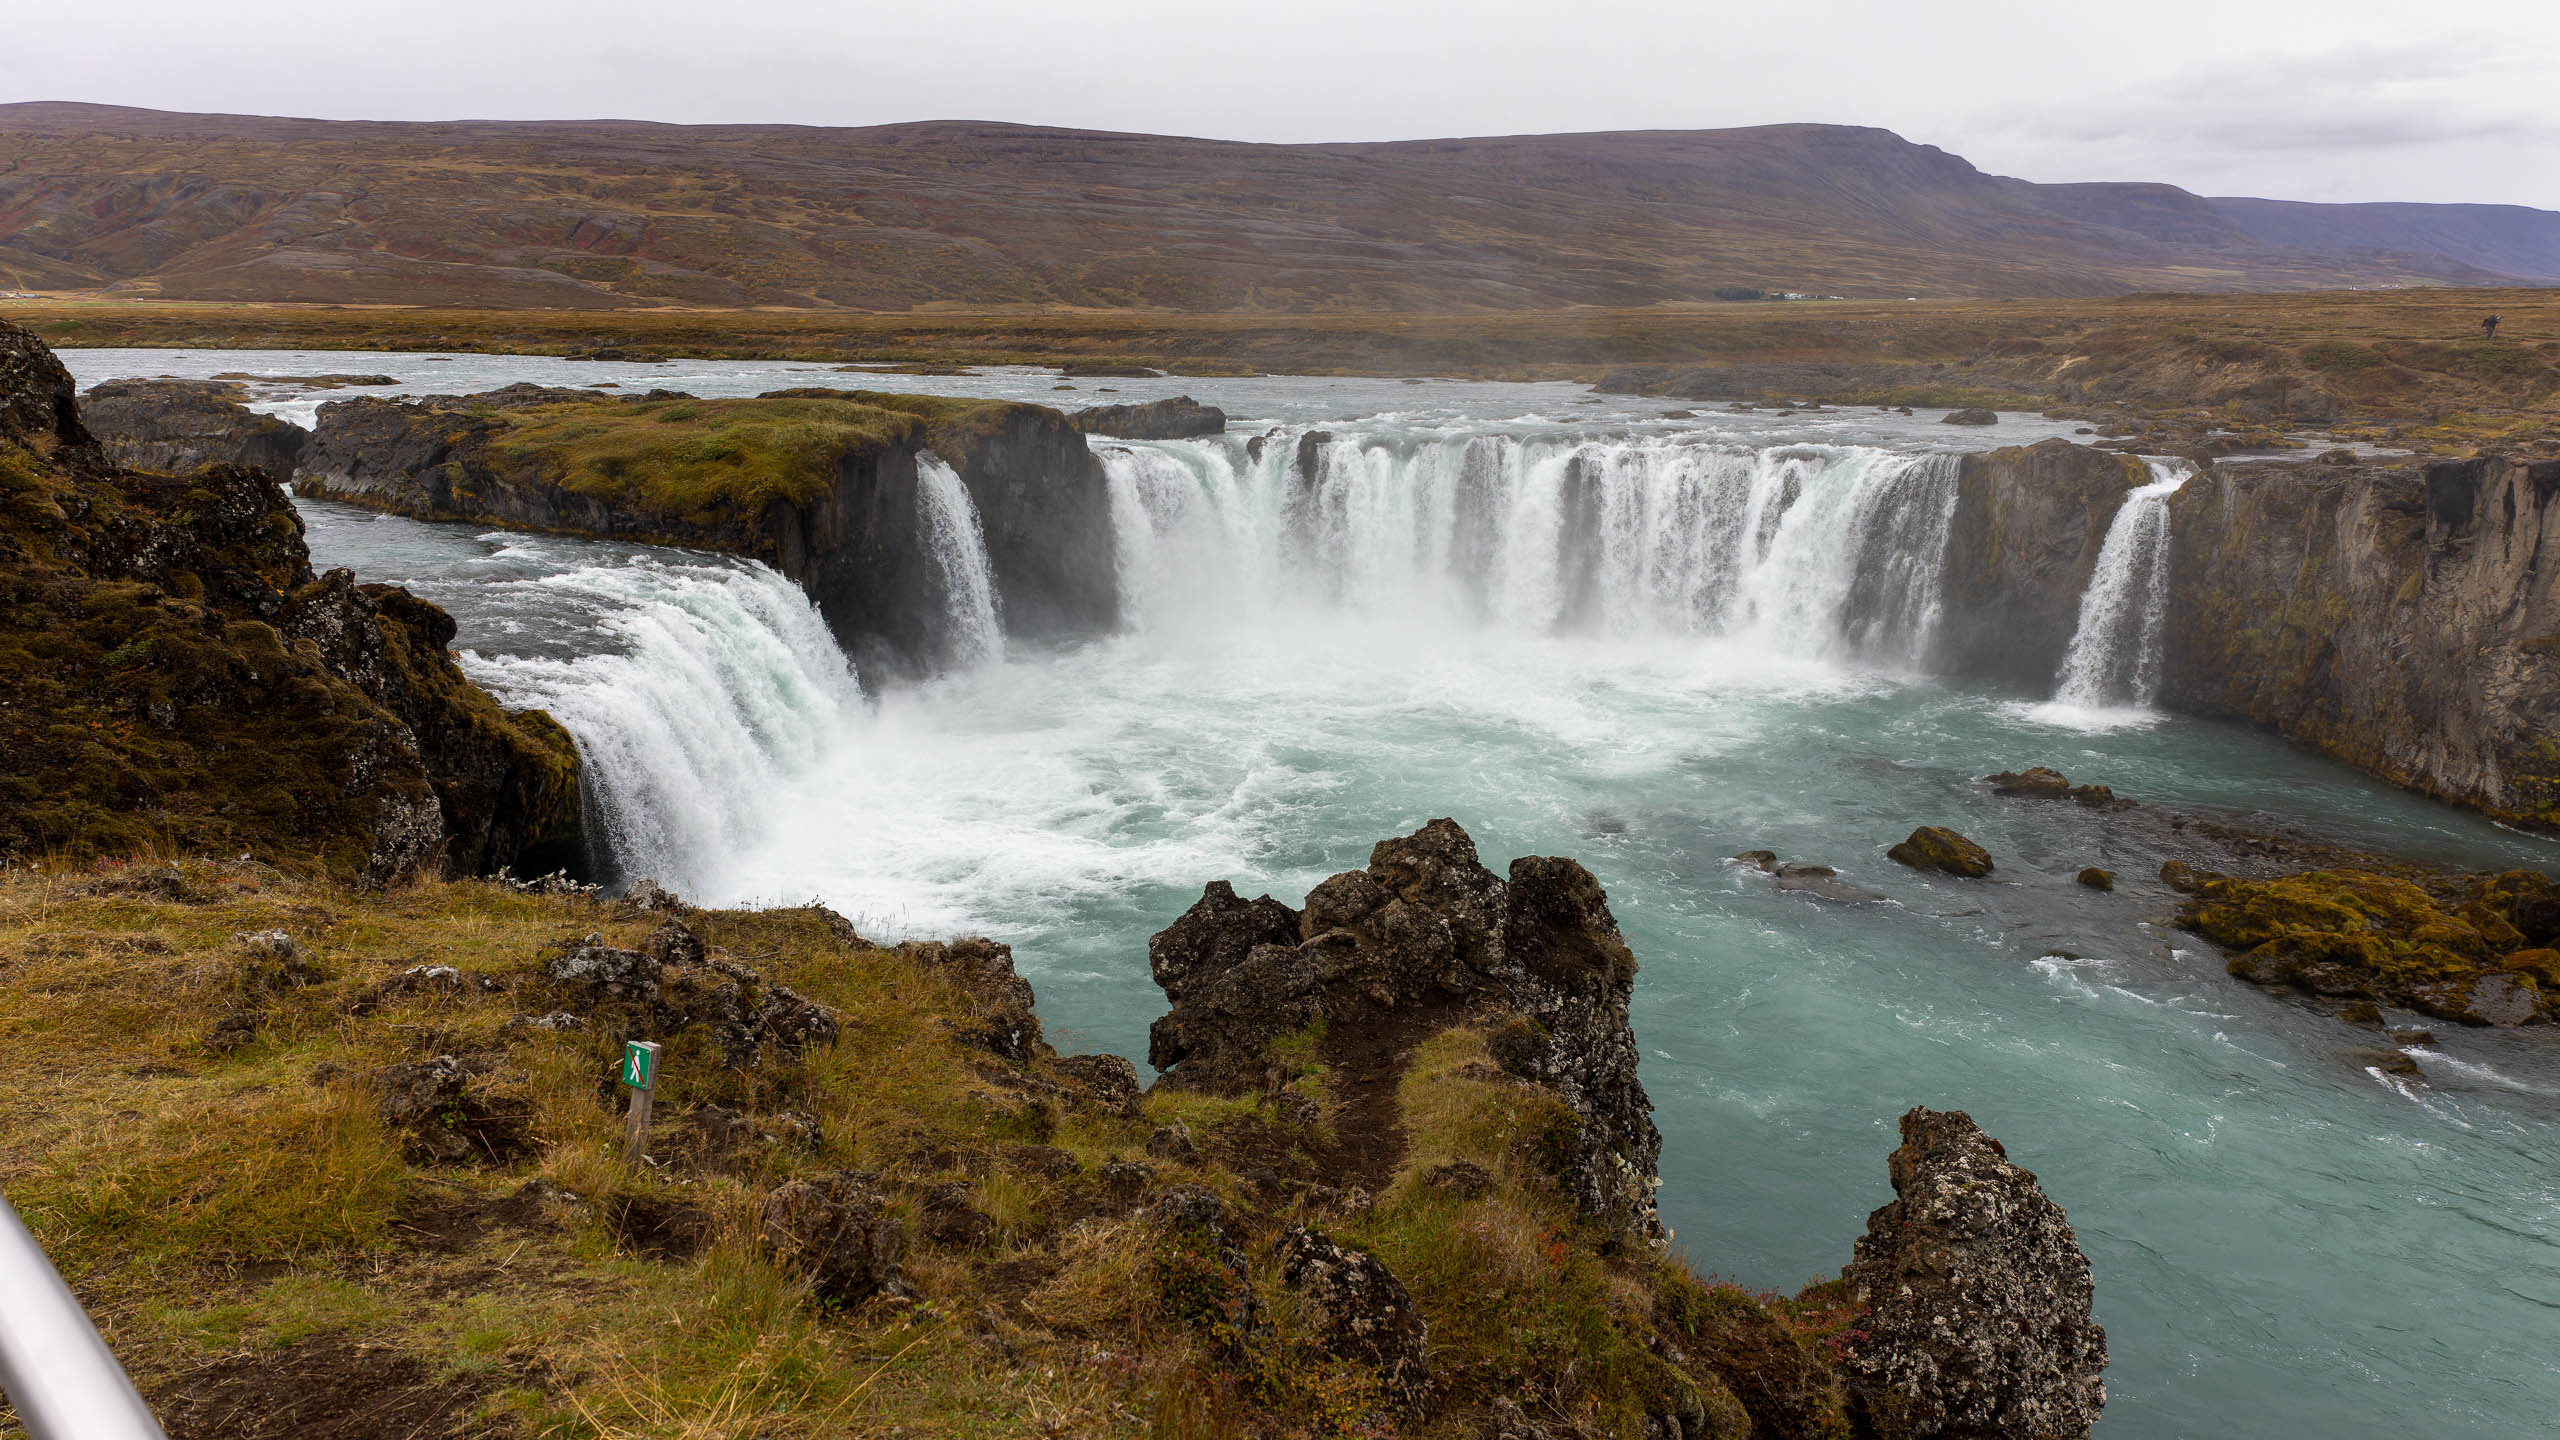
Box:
left=10, top=0, right=2558, bottom=208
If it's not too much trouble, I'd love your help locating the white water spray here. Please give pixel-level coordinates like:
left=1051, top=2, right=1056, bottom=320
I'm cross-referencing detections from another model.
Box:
left=2050, top=459, right=2194, bottom=711
left=917, top=455, right=1005, bottom=666
left=1096, top=430, right=1960, bottom=663
left=455, top=554, right=863, bottom=893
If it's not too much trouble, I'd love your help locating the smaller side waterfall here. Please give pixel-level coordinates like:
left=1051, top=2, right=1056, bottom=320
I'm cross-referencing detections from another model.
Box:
left=917, top=455, right=1005, bottom=666
left=2050, top=460, right=2194, bottom=710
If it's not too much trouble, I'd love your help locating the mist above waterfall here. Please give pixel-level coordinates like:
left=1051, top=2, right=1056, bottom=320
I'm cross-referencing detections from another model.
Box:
left=1100, top=430, right=1963, bottom=665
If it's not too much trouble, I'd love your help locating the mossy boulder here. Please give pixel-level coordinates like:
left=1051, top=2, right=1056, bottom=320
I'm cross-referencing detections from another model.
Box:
left=1887, top=827, right=1994, bottom=877
left=2179, top=866, right=2559, bottom=1025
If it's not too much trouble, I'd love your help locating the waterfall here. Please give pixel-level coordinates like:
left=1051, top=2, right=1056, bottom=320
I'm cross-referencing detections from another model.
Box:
left=453, top=552, right=864, bottom=892
left=2050, top=460, right=2194, bottom=710
left=917, top=455, right=1005, bottom=666
left=1095, top=430, right=1960, bottom=664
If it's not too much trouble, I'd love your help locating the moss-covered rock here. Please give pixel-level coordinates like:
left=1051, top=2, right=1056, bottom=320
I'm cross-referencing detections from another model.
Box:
left=0, top=320, right=579, bottom=881
left=1887, top=826, right=1994, bottom=877
left=2179, top=867, right=2559, bottom=1025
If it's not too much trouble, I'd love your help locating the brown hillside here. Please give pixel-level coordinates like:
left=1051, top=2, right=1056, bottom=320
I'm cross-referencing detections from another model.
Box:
left=0, top=104, right=2549, bottom=310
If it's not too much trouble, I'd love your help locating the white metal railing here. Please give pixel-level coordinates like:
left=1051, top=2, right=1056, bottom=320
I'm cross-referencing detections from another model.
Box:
left=0, top=1194, right=168, bottom=1440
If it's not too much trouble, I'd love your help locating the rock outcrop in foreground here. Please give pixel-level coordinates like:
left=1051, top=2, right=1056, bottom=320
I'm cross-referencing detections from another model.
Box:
left=1147, top=819, right=2106, bottom=1437
left=2, top=822, right=2106, bottom=1437
left=294, top=384, right=1117, bottom=679
left=1843, top=1108, right=2108, bottom=1439
left=0, top=321, right=580, bottom=879
left=1148, top=818, right=1662, bottom=1239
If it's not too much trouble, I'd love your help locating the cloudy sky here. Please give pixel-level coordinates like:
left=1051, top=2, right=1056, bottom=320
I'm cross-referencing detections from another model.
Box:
left=11, top=0, right=2558, bottom=207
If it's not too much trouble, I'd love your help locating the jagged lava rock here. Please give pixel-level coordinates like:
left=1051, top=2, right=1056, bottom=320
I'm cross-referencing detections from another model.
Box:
left=80, top=379, right=310, bottom=477
left=1842, top=1107, right=2106, bottom=1440
left=1889, top=827, right=1995, bottom=878
left=759, top=1172, right=906, bottom=1304
left=0, top=321, right=580, bottom=880
left=1273, top=1224, right=1431, bottom=1410
left=1147, top=818, right=1662, bottom=1239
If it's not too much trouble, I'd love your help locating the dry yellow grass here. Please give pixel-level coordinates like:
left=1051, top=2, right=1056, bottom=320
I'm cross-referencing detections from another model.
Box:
left=0, top=858, right=1838, bottom=1439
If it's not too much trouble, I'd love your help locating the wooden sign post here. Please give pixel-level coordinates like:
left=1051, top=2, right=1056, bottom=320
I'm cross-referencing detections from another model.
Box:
left=620, top=1040, right=660, bottom=1166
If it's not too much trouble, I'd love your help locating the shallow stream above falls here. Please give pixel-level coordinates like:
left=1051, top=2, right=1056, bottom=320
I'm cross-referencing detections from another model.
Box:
left=66, top=349, right=2560, bottom=1439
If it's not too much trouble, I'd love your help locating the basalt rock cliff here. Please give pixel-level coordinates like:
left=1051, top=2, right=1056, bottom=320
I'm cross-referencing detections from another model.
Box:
left=1933, top=440, right=2149, bottom=687
left=2161, top=453, right=2560, bottom=831
left=0, top=321, right=581, bottom=880
left=294, top=385, right=1115, bottom=679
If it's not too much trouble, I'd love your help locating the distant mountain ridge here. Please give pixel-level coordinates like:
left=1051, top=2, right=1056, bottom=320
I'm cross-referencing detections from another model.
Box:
left=0, top=102, right=2552, bottom=309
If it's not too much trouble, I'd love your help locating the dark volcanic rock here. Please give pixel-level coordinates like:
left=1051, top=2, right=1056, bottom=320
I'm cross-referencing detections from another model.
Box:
left=0, top=322, right=581, bottom=881
left=1273, top=1225, right=1431, bottom=1410
left=1934, top=441, right=2148, bottom=686
left=540, top=923, right=844, bottom=1064
left=1146, top=1186, right=1269, bottom=1361
left=372, top=1054, right=532, bottom=1165
left=1147, top=819, right=1662, bottom=1239
left=759, top=1172, right=906, bottom=1304
left=1888, top=827, right=1994, bottom=878
left=80, top=379, right=309, bottom=477
left=1070, top=395, right=1227, bottom=439
left=1842, top=1107, right=2106, bottom=1440
left=1941, top=407, right=2000, bottom=426
left=898, top=936, right=1042, bottom=1061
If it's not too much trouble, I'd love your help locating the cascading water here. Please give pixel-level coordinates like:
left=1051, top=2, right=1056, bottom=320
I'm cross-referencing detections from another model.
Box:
left=2049, top=460, right=2194, bottom=712
left=1096, top=429, right=1962, bottom=663
left=445, top=549, right=865, bottom=892
left=917, top=455, right=1005, bottom=666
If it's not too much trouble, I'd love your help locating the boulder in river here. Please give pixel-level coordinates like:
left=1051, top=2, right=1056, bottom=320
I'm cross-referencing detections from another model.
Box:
left=1070, top=395, right=1227, bottom=439
left=1941, top=407, right=1999, bottom=426
left=1842, top=1107, right=2107, bottom=1439
left=1888, top=827, right=1994, bottom=878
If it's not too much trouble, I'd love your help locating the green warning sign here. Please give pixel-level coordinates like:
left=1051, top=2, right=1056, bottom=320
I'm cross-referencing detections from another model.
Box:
left=621, top=1040, right=658, bottom=1090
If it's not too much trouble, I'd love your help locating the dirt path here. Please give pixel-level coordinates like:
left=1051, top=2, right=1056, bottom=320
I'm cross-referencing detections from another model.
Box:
left=1315, top=999, right=1465, bottom=1191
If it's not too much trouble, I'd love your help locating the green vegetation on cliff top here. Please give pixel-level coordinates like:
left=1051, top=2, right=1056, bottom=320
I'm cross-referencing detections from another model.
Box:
left=485, top=395, right=928, bottom=517
left=472, top=390, right=1049, bottom=526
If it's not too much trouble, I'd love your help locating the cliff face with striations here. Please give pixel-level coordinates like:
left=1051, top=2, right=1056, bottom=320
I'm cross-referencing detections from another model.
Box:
left=2161, top=454, right=2560, bottom=831
left=0, top=322, right=581, bottom=881
left=295, top=386, right=1116, bottom=679
left=1934, top=439, right=2149, bottom=687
